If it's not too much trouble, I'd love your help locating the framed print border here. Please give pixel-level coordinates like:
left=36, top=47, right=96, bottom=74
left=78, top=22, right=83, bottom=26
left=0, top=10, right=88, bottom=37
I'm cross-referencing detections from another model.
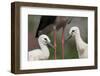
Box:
left=11, top=2, right=98, bottom=74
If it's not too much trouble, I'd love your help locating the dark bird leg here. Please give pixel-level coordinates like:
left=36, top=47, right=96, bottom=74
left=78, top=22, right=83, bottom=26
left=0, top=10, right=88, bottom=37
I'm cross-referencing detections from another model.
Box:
left=53, top=26, right=57, bottom=59
left=62, top=27, right=64, bottom=59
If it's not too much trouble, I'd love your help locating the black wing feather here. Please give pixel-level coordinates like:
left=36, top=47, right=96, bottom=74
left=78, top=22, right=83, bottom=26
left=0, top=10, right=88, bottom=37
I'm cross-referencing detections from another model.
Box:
left=36, top=16, right=56, bottom=37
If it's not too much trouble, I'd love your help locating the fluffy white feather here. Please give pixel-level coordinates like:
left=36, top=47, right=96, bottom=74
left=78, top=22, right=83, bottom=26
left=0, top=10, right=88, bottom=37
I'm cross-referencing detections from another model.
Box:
left=69, top=26, right=88, bottom=58
left=28, top=34, right=53, bottom=60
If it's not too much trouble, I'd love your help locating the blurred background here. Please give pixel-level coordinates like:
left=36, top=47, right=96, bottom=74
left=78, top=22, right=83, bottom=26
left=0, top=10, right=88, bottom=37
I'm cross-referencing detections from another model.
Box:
left=28, top=15, right=88, bottom=60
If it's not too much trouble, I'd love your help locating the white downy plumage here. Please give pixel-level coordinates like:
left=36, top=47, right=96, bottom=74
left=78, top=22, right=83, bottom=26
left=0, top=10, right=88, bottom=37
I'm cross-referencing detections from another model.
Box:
left=28, top=34, right=54, bottom=60
left=68, top=26, right=88, bottom=58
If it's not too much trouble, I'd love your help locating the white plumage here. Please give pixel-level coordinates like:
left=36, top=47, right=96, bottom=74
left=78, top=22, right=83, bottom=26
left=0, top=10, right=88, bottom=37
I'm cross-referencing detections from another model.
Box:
left=68, top=26, right=88, bottom=58
left=28, top=34, right=54, bottom=60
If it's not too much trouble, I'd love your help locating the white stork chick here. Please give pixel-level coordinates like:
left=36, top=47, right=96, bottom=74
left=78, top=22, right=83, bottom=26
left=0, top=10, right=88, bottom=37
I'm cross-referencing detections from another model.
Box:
left=28, top=34, right=54, bottom=60
left=66, top=26, right=88, bottom=58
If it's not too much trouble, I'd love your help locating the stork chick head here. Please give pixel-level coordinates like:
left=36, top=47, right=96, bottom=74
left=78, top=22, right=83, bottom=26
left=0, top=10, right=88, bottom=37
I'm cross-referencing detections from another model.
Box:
left=66, top=26, right=80, bottom=41
left=69, top=26, right=80, bottom=37
left=38, top=34, right=54, bottom=48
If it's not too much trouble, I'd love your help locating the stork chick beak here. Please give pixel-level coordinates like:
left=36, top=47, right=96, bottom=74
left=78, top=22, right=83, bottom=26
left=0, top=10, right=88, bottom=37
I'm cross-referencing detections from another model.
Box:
left=66, top=35, right=72, bottom=41
left=47, top=42, right=54, bottom=49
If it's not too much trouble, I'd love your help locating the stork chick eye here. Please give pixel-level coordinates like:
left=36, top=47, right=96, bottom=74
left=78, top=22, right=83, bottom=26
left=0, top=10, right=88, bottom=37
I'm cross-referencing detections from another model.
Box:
left=44, top=38, right=47, bottom=41
left=72, top=30, right=75, bottom=32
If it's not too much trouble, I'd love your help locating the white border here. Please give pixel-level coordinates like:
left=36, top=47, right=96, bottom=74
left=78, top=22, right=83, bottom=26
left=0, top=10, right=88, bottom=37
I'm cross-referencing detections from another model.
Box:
left=20, top=6, right=95, bottom=70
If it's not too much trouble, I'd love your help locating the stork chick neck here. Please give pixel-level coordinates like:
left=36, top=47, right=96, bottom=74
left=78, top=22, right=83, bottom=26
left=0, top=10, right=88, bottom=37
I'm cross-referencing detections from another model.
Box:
left=38, top=40, right=50, bottom=58
left=74, top=31, right=86, bottom=55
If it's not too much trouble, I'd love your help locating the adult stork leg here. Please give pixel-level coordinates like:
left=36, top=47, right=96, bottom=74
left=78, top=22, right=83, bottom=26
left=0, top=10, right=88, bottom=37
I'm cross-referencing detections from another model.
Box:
left=53, top=26, right=57, bottom=59
left=62, top=27, right=64, bottom=59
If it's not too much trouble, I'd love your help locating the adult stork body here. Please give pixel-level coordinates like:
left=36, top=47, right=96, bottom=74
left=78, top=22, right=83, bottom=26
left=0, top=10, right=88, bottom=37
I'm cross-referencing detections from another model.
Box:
left=29, top=34, right=54, bottom=60
left=36, top=16, right=72, bottom=59
left=66, top=26, right=88, bottom=58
